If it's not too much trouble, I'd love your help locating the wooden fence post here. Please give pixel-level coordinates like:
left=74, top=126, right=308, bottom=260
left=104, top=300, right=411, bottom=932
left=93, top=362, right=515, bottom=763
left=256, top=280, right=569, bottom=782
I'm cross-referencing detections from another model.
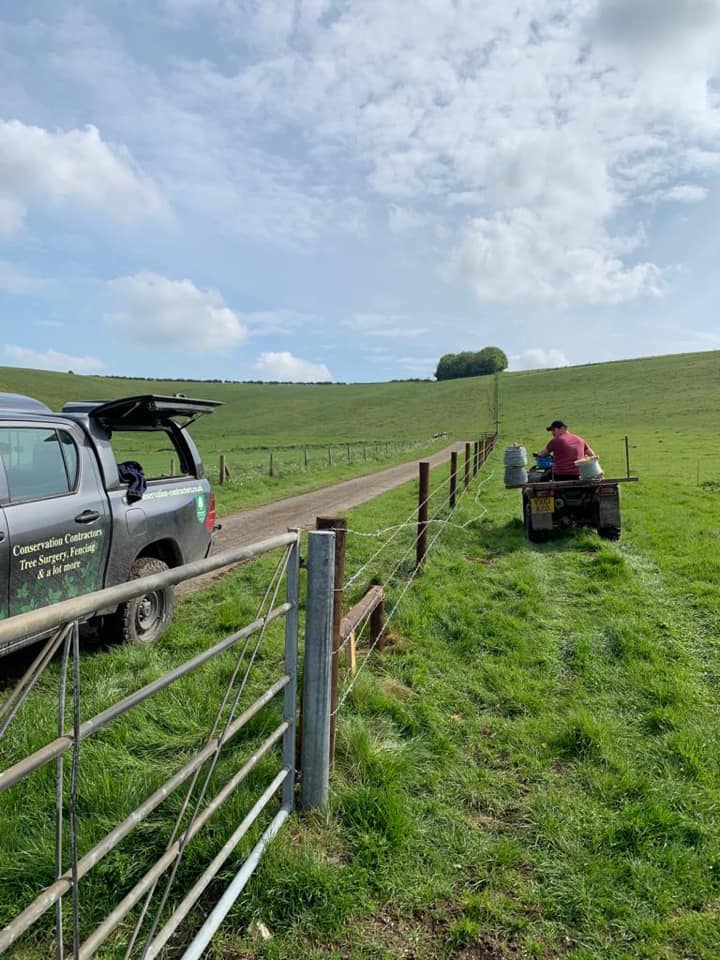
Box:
left=464, top=442, right=471, bottom=489
left=417, top=461, right=430, bottom=568
left=219, top=454, right=225, bottom=485
left=473, top=440, right=479, bottom=476
left=450, top=450, right=458, bottom=508
left=316, top=516, right=347, bottom=767
left=269, top=451, right=274, bottom=477
left=371, top=595, right=386, bottom=652
left=304, top=447, right=309, bottom=469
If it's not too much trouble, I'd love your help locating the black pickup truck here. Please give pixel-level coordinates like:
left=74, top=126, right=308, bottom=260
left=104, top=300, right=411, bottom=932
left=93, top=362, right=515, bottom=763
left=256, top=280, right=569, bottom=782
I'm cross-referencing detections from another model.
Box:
left=0, top=393, right=221, bottom=655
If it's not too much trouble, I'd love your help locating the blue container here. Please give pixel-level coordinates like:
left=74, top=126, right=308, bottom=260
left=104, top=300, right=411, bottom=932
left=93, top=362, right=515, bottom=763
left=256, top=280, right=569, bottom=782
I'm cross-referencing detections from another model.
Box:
left=535, top=455, right=553, bottom=469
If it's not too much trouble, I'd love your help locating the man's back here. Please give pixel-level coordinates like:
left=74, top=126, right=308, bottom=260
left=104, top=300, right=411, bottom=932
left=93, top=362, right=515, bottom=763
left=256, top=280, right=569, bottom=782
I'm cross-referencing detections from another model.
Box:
left=547, top=431, right=587, bottom=475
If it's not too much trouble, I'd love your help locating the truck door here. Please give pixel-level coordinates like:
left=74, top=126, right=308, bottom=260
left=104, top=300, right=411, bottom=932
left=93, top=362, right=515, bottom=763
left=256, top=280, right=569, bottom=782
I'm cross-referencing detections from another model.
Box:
left=0, top=423, right=111, bottom=618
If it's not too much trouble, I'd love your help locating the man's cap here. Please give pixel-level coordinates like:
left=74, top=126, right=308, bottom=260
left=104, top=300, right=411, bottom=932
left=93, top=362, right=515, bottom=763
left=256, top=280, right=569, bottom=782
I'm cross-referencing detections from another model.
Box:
left=546, top=419, right=567, bottom=431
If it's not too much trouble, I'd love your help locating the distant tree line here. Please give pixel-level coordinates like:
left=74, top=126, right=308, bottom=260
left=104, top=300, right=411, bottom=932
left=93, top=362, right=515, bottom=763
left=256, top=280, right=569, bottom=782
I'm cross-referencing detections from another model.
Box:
left=434, top=347, right=508, bottom=381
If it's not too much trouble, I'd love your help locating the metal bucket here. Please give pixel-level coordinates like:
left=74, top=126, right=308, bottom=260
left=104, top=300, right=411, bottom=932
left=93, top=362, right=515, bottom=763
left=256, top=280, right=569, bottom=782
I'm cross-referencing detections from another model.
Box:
left=504, top=445, right=527, bottom=467
left=575, top=457, right=603, bottom=480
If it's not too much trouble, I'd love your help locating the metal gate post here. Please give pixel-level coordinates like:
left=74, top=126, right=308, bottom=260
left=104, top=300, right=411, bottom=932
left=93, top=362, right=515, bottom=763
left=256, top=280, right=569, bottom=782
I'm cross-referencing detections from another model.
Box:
left=282, top=532, right=301, bottom=812
left=300, top=530, right=335, bottom=810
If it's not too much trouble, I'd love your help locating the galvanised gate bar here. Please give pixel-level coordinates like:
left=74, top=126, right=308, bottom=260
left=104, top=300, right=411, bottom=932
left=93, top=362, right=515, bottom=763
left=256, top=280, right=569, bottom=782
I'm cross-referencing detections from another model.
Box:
left=0, top=529, right=334, bottom=959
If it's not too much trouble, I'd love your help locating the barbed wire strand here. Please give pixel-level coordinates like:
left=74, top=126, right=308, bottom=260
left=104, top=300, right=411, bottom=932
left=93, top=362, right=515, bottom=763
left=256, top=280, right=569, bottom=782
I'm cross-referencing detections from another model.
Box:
left=333, top=463, right=495, bottom=714
left=343, top=453, right=469, bottom=589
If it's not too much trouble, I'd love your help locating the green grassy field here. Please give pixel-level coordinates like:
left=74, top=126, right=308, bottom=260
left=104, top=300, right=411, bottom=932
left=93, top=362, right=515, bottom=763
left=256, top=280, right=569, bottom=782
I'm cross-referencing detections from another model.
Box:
left=1, top=350, right=720, bottom=959
left=2, top=350, right=719, bottom=513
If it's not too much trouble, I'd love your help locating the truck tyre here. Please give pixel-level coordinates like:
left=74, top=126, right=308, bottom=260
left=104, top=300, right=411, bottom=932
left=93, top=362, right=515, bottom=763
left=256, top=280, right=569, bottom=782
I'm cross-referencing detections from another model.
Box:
left=524, top=499, right=549, bottom=543
left=598, top=526, right=621, bottom=541
left=106, top=557, right=175, bottom=645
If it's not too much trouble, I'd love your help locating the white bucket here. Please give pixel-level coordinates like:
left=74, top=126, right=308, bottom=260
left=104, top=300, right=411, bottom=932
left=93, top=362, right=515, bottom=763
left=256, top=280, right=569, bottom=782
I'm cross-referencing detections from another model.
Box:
left=575, top=457, right=603, bottom=480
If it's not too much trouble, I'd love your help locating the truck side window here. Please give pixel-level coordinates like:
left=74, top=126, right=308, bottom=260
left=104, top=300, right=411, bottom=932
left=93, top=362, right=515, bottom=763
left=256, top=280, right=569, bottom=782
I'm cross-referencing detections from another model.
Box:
left=0, top=427, right=77, bottom=502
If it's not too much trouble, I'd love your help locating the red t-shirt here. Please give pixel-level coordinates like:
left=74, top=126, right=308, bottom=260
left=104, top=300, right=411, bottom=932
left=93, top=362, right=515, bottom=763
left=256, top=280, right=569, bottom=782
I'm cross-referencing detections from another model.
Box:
left=547, top=432, right=589, bottom=475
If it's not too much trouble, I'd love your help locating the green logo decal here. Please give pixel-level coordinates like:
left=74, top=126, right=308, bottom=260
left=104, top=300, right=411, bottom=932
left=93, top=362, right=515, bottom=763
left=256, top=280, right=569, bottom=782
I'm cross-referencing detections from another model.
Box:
left=195, top=494, right=208, bottom=524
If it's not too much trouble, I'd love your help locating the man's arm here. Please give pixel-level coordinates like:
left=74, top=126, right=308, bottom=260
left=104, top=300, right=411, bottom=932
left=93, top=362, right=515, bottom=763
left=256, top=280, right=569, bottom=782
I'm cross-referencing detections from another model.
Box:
left=583, top=439, right=595, bottom=457
left=536, top=438, right=553, bottom=457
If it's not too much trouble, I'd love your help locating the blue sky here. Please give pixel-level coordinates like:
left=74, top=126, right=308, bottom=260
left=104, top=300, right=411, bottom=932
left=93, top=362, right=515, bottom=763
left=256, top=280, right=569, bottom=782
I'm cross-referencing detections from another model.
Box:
left=1, top=0, right=720, bottom=382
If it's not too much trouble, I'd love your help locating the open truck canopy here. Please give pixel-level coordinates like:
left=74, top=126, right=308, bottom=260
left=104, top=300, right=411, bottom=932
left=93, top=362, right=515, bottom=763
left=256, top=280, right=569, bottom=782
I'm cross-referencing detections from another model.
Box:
left=61, top=395, right=222, bottom=427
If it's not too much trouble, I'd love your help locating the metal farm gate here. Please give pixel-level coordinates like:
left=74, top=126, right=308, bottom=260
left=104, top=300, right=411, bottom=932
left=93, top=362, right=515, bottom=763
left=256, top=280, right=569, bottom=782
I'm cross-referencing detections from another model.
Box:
left=0, top=529, right=336, bottom=959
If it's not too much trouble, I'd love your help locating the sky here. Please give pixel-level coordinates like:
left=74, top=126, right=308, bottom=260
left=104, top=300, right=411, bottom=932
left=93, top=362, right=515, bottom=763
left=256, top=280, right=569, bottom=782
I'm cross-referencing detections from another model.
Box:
left=1, top=0, right=720, bottom=383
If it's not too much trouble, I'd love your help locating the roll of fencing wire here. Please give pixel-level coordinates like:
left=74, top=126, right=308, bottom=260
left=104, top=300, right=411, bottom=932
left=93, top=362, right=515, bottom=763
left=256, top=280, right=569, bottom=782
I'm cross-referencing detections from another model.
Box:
left=504, top=465, right=528, bottom=486
left=503, top=444, right=527, bottom=467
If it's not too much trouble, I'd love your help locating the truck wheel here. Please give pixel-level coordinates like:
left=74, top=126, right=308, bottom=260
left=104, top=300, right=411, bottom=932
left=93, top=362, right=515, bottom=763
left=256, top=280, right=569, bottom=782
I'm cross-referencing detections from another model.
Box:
left=598, top=526, right=621, bottom=541
left=524, top=500, right=549, bottom=543
left=106, top=557, right=175, bottom=645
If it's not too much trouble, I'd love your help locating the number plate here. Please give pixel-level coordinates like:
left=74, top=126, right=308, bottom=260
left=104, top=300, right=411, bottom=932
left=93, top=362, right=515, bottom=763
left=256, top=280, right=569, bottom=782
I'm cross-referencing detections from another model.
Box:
left=531, top=496, right=555, bottom=513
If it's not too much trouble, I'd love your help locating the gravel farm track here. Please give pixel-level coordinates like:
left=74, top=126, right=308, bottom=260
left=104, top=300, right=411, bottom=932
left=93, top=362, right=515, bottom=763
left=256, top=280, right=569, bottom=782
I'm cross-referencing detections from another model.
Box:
left=179, top=441, right=465, bottom=597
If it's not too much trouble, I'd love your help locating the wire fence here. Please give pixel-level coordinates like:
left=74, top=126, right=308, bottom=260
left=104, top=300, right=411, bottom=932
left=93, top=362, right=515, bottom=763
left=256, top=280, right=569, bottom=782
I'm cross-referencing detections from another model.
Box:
left=214, top=437, right=447, bottom=484
left=330, top=436, right=497, bottom=723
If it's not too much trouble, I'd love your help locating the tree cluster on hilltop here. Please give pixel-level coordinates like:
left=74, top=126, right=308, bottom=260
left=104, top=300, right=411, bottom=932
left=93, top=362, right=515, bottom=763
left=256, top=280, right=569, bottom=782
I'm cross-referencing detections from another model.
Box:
left=434, top=347, right=508, bottom=381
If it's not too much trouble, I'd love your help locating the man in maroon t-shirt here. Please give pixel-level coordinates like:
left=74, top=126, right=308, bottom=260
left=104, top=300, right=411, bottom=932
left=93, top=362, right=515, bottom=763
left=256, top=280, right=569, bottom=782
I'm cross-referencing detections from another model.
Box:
left=537, top=420, right=595, bottom=480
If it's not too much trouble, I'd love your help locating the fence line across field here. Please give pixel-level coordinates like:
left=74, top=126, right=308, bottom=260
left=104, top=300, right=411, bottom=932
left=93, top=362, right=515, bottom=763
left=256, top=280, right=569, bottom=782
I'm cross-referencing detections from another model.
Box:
left=344, top=437, right=494, bottom=592
left=343, top=448, right=464, bottom=590
left=332, top=436, right=497, bottom=720
left=214, top=436, right=445, bottom=483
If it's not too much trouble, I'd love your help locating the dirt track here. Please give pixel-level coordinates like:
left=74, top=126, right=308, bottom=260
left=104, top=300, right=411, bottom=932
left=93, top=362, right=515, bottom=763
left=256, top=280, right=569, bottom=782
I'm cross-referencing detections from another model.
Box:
left=180, top=442, right=465, bottom=596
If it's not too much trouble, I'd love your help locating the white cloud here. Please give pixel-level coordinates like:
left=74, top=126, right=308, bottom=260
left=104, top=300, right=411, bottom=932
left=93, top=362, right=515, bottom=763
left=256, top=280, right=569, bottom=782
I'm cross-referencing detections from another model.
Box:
left=254, top=351, right=332, bottom=381
left=509, top=348, right=571, bottom=371
left=3, top=0, right=720, bottom=327
left=106, top=272, right=248, bottom=352
left=169, top=0, right=719, bottom=304
left=448, top=210, right=664, bottom=305
left=344, top=313, right=429, bottom=337
left=662, top=184, right=709, bottom=203
left=0, top=120, right=168, bottom=235
left=4, top=344, right=104, bottom=374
